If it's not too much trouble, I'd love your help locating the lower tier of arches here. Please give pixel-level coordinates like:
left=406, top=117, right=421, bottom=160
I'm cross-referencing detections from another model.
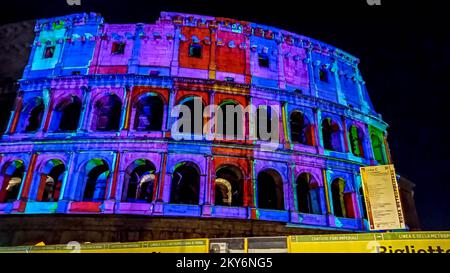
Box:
left=0, top=143, right=377, bottom=232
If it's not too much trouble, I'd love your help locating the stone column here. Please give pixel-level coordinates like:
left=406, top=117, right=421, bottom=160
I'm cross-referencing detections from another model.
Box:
left=314, top=108, right=324, bottom=153
left=289, top=163, right=298, bottom=212
left=282, top=101, right=290, bottom=148
left=128, top=24, right=144, bottom=74
left=165, top=88, right=177, bottom=136
left=119, top=86, right=131, bottom=133
left=362, top=124, right=374, bottom=162
left=19, top=153, right=39, bottom=202
left=208, top=90, right=215, bottom=140
left=322, top=169, right=332, bottom=217
left=155, top=152, right=167, bottom=202
left=250, top=159, right=257, bottom=208
left=277, top=41, right=286, bottom=89
left=115, top=170, right=126, bottom=201
left=78, top=86, right=92, bottom=132
left=332, top=58, right=347, bottom=106
left=170, top=25, right=181, bottom=77
left=208, top=28, right=217, bottom=80
left=123, top=86, right=134, bottom=131
left=56, top=151, right=76, bottom=213
left=58, top=151, right=75, bottom=201
left=204, top=155, right=213, bottom=205
left=42, top=88, right=55, bottom=133
left=53, top=25, right=71, bottom=76
left=341, top=116, right=350, bottom=153
left=305, top=47, right=317, bottom=97
left=106, top=151, right=121, bottom=200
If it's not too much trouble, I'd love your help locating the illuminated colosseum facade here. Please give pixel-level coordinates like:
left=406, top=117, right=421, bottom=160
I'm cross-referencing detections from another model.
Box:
left=0, top=12, right=400, bottom=242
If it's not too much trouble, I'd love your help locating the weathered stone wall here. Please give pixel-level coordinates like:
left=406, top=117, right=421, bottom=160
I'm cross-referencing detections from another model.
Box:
left=0, top=215, right=348, bottom=247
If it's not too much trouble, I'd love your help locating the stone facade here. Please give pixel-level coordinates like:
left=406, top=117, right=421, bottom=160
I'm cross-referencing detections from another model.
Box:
left=0, top=215, right=351, bottom=246
left=0, top=12, right=419, bottom=245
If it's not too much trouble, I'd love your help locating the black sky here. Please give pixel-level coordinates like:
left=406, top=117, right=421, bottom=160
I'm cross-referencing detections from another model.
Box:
left=1, top=0, right=449, bottom=229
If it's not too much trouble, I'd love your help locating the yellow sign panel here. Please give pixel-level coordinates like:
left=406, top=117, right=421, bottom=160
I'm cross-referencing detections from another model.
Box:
left=0, top=238, right=209, bottom=253
left=360, top=164, right=405, bottom=230
left=288, top=232, right=450, bottom=253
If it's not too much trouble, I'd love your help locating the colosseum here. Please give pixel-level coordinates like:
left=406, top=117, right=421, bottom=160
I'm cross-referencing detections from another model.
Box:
left=0, top=12, right=417, bottom=246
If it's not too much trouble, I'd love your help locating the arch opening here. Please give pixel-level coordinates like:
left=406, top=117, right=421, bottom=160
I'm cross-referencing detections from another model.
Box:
left=91, top=94, right=122, bottom=131
left=23, top=98, right=44, bottom=132
left=39, top=159, right=65, bottom=202
left=122, top=159, right=156, bottom=203
left=257, top=169, right=284, bottom=210
left=53, top=96, right=82, bottom=132
left=331, top=178, right=355, bottom=218
left=82, top=159, right=110, bottom=201
left=296, top=173, right=322, bottom=214
left=290, top=111, right=314, bottom=146
left=322, top=118, right=342, bottom=152
left=170, top=162, right=200, bottom=205
left=0, top=160, right=25, bottom=203
left=178, top=97, right=204, bottom=136
left=371, top=134, right=385, bottom=164
left=218, top=101, right=241, bottom=140
left=360, top=187, right=368, bottom=220
left=133, top=95, right=164, bottom=131
left=215, top=165, right=243, bottom=207
left=349, top=125, right=365, bottom=158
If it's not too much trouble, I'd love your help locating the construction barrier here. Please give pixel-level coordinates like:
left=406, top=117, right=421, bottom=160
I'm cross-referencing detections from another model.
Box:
left=1, top=231, right=449, bottom=253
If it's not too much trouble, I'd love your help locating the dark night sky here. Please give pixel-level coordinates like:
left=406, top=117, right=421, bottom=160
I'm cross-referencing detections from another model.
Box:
left=0, top=0, right=449, bottom=229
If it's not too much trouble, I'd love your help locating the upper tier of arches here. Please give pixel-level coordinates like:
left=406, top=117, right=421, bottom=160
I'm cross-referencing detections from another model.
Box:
left=23, top=12, right=375, bottom=114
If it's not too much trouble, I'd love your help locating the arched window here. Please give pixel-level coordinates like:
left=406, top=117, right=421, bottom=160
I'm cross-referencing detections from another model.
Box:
left=23, top=97, right=45, bottom=132
left=133, top=95, right=164, bottom=131
left=82, top=159, right=109, bottom=201
left=349, top=125, right=365, bottom=158
left=218, top=101, right=241, bottom=140
left=170, top=162, right=200, bottom=205
left=331, top=178, right=346, bottom=217
left=331, top=178, right=355, bottom=218
left=257, top=169, right=284, bottom=210
left=290, top=111, right=314, bottom=146
left=178, top=97, right=204, bottom=136
left=321, top=118, right=342, bottom=152
left=0, top=160, right=25, bottom=203
left=215, top=165, right=244, bottom=207
left=122, top=159, right=156, bottom=203
left=50, top=96, right=82, bottom=132
left=91, top=94, right=122, bottom=131
left=296, top=173, right=322, bottom=214
left=38, top=159, right=65, bottom=202
left=371, top=134, right=386, bottom=164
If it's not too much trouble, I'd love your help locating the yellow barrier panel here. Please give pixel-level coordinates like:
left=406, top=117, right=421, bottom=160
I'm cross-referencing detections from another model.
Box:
left=0, top=238, right=209, bottom=253
left=288, top=231, right=450, bottom=253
